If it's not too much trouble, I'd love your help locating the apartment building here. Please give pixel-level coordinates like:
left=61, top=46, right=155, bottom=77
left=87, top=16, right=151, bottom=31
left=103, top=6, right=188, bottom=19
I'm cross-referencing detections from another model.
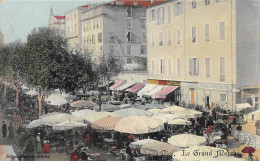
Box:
left=80, top=0, right=159, bottom=68
left=146, top=0, right=260, bottom=111
left=65, top=5, right=89, bottom=49
left=49, top=7, right=66, bottom=36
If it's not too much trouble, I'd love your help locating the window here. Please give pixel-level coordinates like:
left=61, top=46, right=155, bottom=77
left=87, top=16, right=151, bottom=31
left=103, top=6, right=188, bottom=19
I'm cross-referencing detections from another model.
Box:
left=219, top=21, right=225, bottom=40
left=98, top=33, right=102, bottom=43
left=205, top=0, right=210, bottom=5
left=168, top=31, right=172, bottom=45
left=192, top=26, right=196, bottom=43
left=127, top=58, right=132, bottom=64
left=100, top=18, right=103, bottom=28
left=110, top=45, right=114, bottom=54
left=177, top=29, right=181, bottom=44
left=220, top=57, right=225, bottom=77
left=127, top=32, right=132, bottom=42
left=142, top=32, right=146, bottom=42
left=157, top=7, right=164, bottom=25
left=151, top=10, right=156, bottom=21
left=126, top=7, right=132, bottom=17
left=216, top=0, right=227, bottom=3
left=151, top=34, right=155, bottom=47
left=167, top=5, right=171, bottom=23
left=175, top=1, right=183, bottom=16
left=192, top=0, right=196, bottom=9
left=127, top=45, right=131, bottom=55
left=92, top=34, right=95, bottom=44
left=168, top=59, right=172, bottom=75
left=159, top=32, right=163, bottom=46
left=151, top=59, right=155, bottom=74
left=74, top=24, right=77, bottom=33
left=189, top=58, right=199, bottom=76
left=141, top=45, right=146, bottom=54
left=220, top=94, right=226, bottom=102
left=205, top=24, right=210, bottom=42
left=177, top=59, right=181, bottom=75
left=205, top=58, right=210, bottom=77
left=141, top=20, right=146, bottom=28
left=160, top=59, right=165, bottom=74
left=127, top=18, right=132, bottom=28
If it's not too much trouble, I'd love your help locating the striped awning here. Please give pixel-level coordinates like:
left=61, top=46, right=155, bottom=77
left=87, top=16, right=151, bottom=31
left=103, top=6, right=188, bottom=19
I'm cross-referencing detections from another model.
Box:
left=155, top=86, right=179, bottom=99
left=109, top=80, right=126, bottom=90
left=91, top=115, right=121, bottom=131
left=126, top=83, right=145, bottom=93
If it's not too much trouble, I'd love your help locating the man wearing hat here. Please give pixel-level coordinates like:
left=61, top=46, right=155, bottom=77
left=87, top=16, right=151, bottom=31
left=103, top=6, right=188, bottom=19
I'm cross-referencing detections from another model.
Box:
left=36, top=133, right=42, bottom=152
left=2, top=121, right=7, bottom=137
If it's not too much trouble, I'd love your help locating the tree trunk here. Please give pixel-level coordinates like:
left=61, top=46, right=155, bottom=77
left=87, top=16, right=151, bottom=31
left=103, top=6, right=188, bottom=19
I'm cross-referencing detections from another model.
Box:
left=38, top=88, right=43, bottom=117
left=15, top=88, right=19, bottom=107
left=107, top=77, right=110, bottom=100
left=3, top=81, right=7, bottom=99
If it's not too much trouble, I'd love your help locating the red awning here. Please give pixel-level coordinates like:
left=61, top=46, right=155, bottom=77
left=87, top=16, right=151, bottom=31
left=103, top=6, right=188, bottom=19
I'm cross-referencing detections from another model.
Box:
left=126, top=83, right=145, bottom=93
left=154, top=86, right=179, bottom=99
left=110, top=80, right=126, bottom=90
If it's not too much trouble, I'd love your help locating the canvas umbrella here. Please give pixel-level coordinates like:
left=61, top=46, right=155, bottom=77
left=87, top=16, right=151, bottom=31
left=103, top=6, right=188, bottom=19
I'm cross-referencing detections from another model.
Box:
left=168, top=119, right=192, bottom=125
left=91, top=116, right=121, bottom=131
left=132, top=104, right=148, bottom=110
left=140, top=141, right=180, bottom=156
left=241, top=147, right=256, bottom=154
left=168, top=134, right=207, bottom=148
left=145, top=104, right=164, bottom=109
left=71, top=109, right=96, bottom=117
left=147, top=108, right=163, bottom=115
left=47, top=97, right=68, bottom=106
left=53, top=120, right=88, bottom=130
left=96, top=104, right=120, bottom=112
left=83, top=112, right=113, bottom=123
left=70, top=100, right=96, bottom=108
left=26, top=119, right=45, bottom=129
left=114, top=116, right=164, bottom=134
left=113, top=108, right=153, bottom=117
left=172, top=146, right=227, bottom=161
left=40, top=112, right=63, bottom=118
left=41, top=113, right=80, bottom=125
left=152, top=113, right=179, bottom=123
left=25, top=89, right=38, bottom=96
left=129, top=139, right=157, bottom=149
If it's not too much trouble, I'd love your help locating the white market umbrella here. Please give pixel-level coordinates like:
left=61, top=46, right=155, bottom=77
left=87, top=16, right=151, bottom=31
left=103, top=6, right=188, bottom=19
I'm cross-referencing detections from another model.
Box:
left=47, top=97, right=68, bottom=106
left=172, top=146, right=228, bottom=161
left=26, top=119, right=45, bottom=129
left=140, top=141, right=181, bottom=156
left=113, top=108, right=153, bottom=117
left=53, top=120, right=88, bottom=130
left=152, top=113, right=180, bottom=123
left=147, top=108, right=164, bottom=115
left=168, top=134, right=207, bottom=148
left=114, top=116, right=164, bottom=134
left=168, top=119, right=192, bottom=125
left=25, top=89, right=38, bottom=96
left=129, top=139, right=157, bottom=149
left=70, top=100, right=96, bottom=108
left=83, top=112, right=113, bottom=123
left=41, top=113, right=80, bottom=125
left=71, top=109, right=96, bottom=117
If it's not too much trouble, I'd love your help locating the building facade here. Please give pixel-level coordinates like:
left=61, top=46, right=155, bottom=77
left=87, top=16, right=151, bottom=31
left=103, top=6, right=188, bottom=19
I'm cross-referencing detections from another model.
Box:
left=146, top=0, right=260, bottom=111
left=81, top=1, right=153, bottom=69
left=0, top=31, right=3, bottom=47
left=49, top=8, right=66, bottom=36
left=65, top=5, right=89, bottom=49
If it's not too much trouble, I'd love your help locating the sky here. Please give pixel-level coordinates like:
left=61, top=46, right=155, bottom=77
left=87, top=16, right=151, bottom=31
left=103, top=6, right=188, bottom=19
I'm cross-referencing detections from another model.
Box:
left=0, top=0, right=109, bottom=44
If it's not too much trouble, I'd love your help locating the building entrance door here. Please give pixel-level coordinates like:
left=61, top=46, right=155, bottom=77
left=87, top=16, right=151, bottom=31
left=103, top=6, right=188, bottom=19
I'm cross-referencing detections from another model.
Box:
left=191, top=89, right=195, bottom=105
left=206, top=96, right=210, bottom=108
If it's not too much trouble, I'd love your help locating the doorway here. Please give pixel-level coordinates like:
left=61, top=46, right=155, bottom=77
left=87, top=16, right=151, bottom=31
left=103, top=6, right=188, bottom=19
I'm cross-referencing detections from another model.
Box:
left=205, top=96, right=210, bottom=108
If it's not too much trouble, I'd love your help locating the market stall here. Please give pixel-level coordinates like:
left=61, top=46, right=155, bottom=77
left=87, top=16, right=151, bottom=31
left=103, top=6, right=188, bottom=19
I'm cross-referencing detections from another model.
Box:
left=113, top=108, right=153, bottom=117
left=168, top=134, right=207, bottom=148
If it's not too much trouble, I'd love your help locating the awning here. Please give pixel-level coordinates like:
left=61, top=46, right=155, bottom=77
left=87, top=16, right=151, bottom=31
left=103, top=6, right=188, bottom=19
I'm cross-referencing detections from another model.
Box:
left=155, top=86, right=179, bottom=99
left=235, top=103, right=252, bottom=112
left=109, top=80, right=126, bottom=90
left=113, top=82, right=136, bottom=91
left=143, top=85, right=166, bottom=99
left=126, top=83, right=145, bottom=93
left=137, top=84, right=157, bottom=97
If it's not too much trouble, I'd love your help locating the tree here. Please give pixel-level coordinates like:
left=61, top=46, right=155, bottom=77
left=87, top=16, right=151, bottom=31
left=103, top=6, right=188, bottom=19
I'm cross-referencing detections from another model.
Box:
left=0, top=41, right=27, bottom=107
left=96, top=53, right=124, bottom=98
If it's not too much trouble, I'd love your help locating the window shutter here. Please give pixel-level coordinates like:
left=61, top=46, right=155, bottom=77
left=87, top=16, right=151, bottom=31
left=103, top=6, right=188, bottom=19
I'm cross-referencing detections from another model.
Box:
left=196, top=58, right=199, bottom=75
left=189, top=58, right=193, bottom=75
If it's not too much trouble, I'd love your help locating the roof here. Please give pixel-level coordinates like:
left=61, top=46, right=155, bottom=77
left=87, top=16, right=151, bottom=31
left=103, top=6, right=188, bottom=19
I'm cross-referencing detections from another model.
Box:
left=54, top=16, right=65, bottom=19
left=107, top=0, right=166, bottom=8
left=80, top=5, right=89, bottom=8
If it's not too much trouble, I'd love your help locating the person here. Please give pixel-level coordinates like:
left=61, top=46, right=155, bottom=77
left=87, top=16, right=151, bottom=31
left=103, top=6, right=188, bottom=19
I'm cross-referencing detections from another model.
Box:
left=81, top=148, right=88, bottom=161
left=44, top=141, right=50, bottom=153
left=206, top=117, right=215, bottom=127
left=8, top=123, right=14, bottom=138
left=125, top=142, right=132, bottom=161
left=212, top=109, right=217, bottom=121
left=70, top=150, right=79, bottom=161
left=2, top=121, right=7, bottom=137
left=237, top=124, right=242, bottom=131
left=36, top=133, right=42, bottom=153
left=23, top=138, right=35, bottom=161
left=86, top=132, right=90, bottom=146
left=248, top=153, right=254, bottom=161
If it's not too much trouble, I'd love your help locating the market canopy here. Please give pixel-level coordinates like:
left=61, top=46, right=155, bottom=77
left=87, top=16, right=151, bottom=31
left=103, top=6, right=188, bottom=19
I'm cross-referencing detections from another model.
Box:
left=147, top=108, right=162, bottom=115
left=140, top=141, right=181, bottom=156
left=235, top=103, right=252, bottom=112
left=145, top=104, right=165, bottom=109
left=94, top=104, right=120, bottom=112
left=137, top=84, right=157, bottom=97
left=126, top=83, right=145, bottom=93
left=91, top=116, right=121, bottom=131
left=109, top=80, right=126, bottom=90
left=0, top=145, right=18, bottom=161
left=152, top=113, right=179, bottom=123
left=40, top=113, right=81, bottom=125
left=70, top=100, right=96, bottom=108
left=113, top=108, right=153, bottom=117
left=168, top=119, right=192, bottom=125
left=53, top=120, right=88, bottom=130
left=113, top=82, right=136, bottom=91
left=160, top=106, right=186, bottom=114
left=114, top=116, right=164, bottom=134
left=71, top=109, right=96, bottom=117
left=26, top=119, right=46, bottom=129
left=172, top=146, right=228, bottom=161
left=142, top=85, right=166, bottom=99
left=129, top=139, right=157, bottom=149
left=154, top=86, right=179, bottom=99
left=83, top=112, right=114, bottom=123
left=25, top=89, right=38, bottom=96
left=168, top=134, right=207, bottom=148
